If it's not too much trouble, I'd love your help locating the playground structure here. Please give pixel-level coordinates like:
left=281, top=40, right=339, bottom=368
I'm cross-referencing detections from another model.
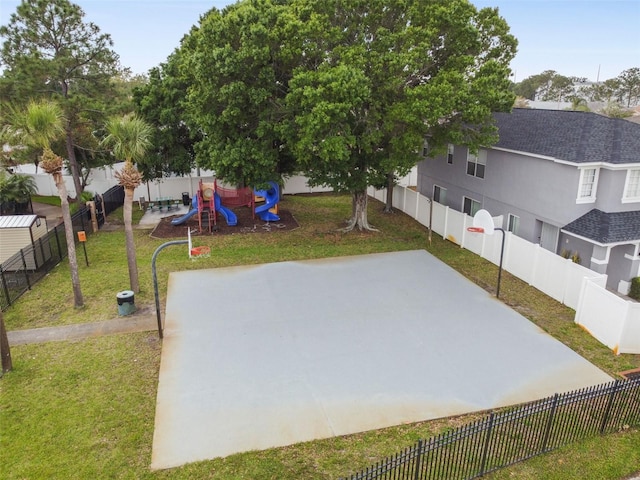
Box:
left=171, top=179, right=280, bottom=233
left=253, top=181, right=281, bottom=222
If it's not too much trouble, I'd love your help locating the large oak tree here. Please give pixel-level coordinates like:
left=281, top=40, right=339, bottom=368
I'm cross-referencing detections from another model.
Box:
left=184, top=1, right=298, bottom=187
left=184, top=0, right=516, bottom=230
left=284, top=0, right=516, bottom=230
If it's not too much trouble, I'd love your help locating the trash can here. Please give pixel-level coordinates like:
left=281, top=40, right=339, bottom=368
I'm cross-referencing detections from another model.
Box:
left=116, top=290, right=135, bottom=316
left=182, top=192, right=190, bottom=206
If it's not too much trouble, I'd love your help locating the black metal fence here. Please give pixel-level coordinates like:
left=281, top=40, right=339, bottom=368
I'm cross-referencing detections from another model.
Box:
left=94, top=185, right=124, bottom=227
left=341, top=378, right=640, bottom=480
left=0, top=186, right=124, bottom=311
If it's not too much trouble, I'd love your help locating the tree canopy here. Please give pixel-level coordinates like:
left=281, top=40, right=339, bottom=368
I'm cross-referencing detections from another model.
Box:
left=184, top=1, right=298, bottom=187
left=0, top=0, right=122, bottom=198
left=132, top=50, right=201, bottom=181
left=182, top=0, right=516, bottom=230
left=514, top=67, right=640, bottom=108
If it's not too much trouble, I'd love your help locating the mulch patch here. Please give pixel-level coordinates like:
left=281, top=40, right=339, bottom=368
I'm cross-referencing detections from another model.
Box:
left=150, top=206, right=299, bottom=239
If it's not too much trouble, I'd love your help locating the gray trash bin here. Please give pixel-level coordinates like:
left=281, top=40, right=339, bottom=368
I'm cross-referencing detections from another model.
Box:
left=117, top=290, right=135, bottom=316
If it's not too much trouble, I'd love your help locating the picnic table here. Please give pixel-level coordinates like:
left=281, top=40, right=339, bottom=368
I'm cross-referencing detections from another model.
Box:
left=148, top=197, right=181, bottom=212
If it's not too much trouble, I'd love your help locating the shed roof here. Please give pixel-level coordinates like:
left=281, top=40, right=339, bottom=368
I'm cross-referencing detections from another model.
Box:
left=562, top=209, right=640, bottom=244
left=493, top=109, right=640, bottom=165
left=0, top=215, right=38, bottom=229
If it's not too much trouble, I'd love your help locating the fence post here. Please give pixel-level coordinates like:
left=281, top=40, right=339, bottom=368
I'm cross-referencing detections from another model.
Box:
left=37, top=237, right=46, bottom=269
left=0, top=267, right=11, bottom=309
left=79, top=207, right=86, bottom=232
left=413, top=439, right=424, bottom=480
left=599, top=380, right=621, bottom=434
left=540, top=393, right=560, bottom=453
left=443, top=206, right=449, bottom=241
left=478, top=412, right=495, bottom=476
left=54, top=224, right=62, bottom=259
left=19, top=249, right=31, bottom=290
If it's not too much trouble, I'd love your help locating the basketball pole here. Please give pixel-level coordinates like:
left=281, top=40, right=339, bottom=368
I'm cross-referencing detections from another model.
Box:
left=152, top=239, right=189, bottom=339
left=468, top=209, right=506, bottom=299
left=495, top=228, right=505, bottom=298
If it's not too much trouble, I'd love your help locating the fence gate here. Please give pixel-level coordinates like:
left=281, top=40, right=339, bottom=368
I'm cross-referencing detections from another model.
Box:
left=540, top=221, right=559, bottom=252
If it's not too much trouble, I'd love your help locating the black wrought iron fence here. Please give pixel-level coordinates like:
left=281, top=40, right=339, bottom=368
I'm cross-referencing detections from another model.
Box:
left=341, top=378, right=640, bottom=480
left=94, top=185, right=124, bottom=227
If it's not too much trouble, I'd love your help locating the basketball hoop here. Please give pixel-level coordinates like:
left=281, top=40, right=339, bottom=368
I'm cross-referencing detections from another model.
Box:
left=471, top=209, right=495, bottom=235
left=188, top=228, right=210, bottom=260
left=469, top=209, right=506, bottom=299
left=190, top=245, right=211, bottom=259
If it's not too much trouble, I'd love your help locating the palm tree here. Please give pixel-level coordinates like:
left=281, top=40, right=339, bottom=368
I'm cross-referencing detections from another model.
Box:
left=101, top=114, right=152, bottom=294
left=2, top=100, right=84, bottom=307
left=0, top=173, right=37, bottom=214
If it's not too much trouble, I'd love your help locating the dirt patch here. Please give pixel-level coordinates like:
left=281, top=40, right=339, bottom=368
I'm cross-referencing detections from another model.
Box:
left=150, top=206, right=299, bottom=239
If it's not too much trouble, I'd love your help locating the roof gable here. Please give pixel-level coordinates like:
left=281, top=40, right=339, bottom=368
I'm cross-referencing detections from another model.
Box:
left=493, top=109, right=640, bottom=165
left=563, top=209, right=640, bottom=244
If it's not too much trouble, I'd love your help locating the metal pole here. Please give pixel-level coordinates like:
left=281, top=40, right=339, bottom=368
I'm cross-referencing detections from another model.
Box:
left=496, top=228, right=505, bottom=298
left=82, top=242, right=89, bottom=267
left=152, top=240, right=188, bottom=339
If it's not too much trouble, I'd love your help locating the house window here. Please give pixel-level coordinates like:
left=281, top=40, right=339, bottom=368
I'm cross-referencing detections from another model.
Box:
left=463, top=196, right=481, bottom=216
left=507, top=214, right=519, bottom=234
left=623, top=169, right=640, bottom=202
left=447, top=144, right=454, bottom=164
left=466, top=149, right=486, bottom=178
left=577, top=167, right=598, bottom=203
left=433, top=185, right=447, bottom=205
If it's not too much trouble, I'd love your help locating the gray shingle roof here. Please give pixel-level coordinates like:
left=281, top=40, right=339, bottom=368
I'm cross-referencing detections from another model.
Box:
left=563, top=209, right=640, bottom=244
left=493, top=109, right=640, bottom=165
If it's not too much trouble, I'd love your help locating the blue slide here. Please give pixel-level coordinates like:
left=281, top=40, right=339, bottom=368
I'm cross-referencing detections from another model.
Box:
left=171, top=196, right=199, bottom=225
left=214, top=192, right=237, bottom=226
left=254, top=181, right=280, bottom=222
left=171, top=194, right=238, bottom=226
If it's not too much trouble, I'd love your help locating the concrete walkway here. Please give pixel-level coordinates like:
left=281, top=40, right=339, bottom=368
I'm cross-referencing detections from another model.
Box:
left=32, top=202, right=63, bottom=230
left=139, top=203, right=190, bottom=227
left=7, top=308, right=158, bottom=346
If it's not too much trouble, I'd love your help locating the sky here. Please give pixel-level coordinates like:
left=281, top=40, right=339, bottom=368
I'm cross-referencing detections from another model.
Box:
left=1, top=0, right=639, bottom=82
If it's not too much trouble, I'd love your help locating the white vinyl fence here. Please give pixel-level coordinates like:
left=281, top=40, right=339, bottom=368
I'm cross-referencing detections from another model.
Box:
left=369, top=185, right=640, bottom=355
left=12, top=163, right=333, bottom=199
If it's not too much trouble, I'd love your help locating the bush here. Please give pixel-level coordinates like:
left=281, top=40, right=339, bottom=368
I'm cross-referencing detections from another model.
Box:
left=630, top=277, right=640, bottom=301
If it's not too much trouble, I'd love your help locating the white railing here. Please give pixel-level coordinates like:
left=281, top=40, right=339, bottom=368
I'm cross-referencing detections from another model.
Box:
left=368, top=185, right=640, bottom=355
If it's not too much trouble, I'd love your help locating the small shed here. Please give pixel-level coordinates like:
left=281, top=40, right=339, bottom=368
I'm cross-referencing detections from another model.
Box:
left=0, top=215, right=50, bottom=270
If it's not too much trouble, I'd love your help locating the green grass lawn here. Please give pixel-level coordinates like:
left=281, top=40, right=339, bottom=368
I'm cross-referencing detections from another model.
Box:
left=1, top=193, right=638, bottom=479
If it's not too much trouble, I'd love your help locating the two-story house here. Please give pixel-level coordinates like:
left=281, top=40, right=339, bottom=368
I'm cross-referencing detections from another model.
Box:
left=417, top=108, right=640, bottom=294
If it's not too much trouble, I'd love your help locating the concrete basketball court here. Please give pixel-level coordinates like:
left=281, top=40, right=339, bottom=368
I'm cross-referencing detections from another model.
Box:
left=151, top=250, right=611, bottom=470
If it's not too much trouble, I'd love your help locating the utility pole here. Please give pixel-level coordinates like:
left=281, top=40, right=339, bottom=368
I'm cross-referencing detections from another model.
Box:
left=0, top=311, right=13, bottom=374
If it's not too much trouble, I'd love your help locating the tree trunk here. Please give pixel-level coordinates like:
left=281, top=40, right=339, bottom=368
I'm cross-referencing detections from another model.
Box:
left=54, top=172, right=84, bottom=308
left=340, top=190, right=378, bottom=232
left=65, top=126, right=83, bottom=201
left=0, top=311, right=12, bottom=374
left=383, top=172, right=395, bottom=213
left=124, top=187, right=139, bottom=293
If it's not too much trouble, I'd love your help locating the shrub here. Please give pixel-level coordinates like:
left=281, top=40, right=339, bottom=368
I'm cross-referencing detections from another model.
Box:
left=629, top=277, right=640, bottom=301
